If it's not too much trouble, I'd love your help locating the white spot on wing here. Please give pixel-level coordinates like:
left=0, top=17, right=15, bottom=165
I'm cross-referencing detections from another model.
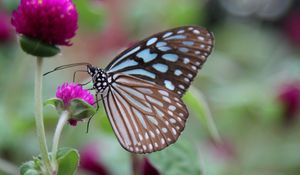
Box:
left=172, top=128, right=177, bottom=135
left=147, top=115, right=158, bottom=126
left=170, top=118, right=176, bottom=123
left=198, top=36, right=205, bottom=41
left=183, top=58, right=190, bottom=64
left=146, top=37, right=158, bottom=46
left=158, top=90, right=169, bottom=96
left=163, top=96, right=171, bottom=103
left=179, top=47, right=189, bottom=53
left=177, top=29, right=184, bottom=34
left=168, top=105, right=176, bottom=111
left=163, top=32, right=173, bottom=38
left=193, top=29, right=200, bottom=34
left=164, top=80, right=175, bottom=90
left=174, top=69, right=182, bottom=76
left=165, top=35, right=186, bottom=40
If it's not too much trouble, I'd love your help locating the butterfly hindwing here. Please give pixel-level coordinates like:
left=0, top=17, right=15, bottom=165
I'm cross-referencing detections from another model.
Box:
left=105, top=26, right=214, bottom=97
left=102, top=73, right=188, bottom=153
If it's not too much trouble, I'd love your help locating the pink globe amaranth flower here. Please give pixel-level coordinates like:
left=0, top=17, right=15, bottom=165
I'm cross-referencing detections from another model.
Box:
left=56, top=83, right=95, bottom=106
left=278, top=81, right=300, bottom=123
left=56, top=83, right=95, bottom=126
left=0, top=11, right=13, bottom=42
left=11, top=0, right=78, bottom=46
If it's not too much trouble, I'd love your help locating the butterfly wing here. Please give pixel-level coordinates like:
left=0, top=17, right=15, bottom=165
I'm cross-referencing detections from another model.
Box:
left=105, top=26, right=214, bottom=97
left=102, top=73, right=188, bottom=153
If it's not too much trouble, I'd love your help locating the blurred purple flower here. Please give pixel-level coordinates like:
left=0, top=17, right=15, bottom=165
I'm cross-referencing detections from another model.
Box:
left=278, top=81, right=300, bottom=123
left=0, top=11, right=13, bottom=42
left=141, top=158, right=160, bottom=175
left=56, top=83, right=95, bottom=126
left=283, top=9, right=300, bottom=46
left=11, top=0, right=78, bottom=46
left=79, top=143, right=110, bottom=175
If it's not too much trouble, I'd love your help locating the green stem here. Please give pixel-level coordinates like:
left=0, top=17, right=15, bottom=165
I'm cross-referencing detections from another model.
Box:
left=190, top=86, right=222, bottom=144
left=35, top=57, right=52, bottom=174
left=51, top=110, right=69, bottom=172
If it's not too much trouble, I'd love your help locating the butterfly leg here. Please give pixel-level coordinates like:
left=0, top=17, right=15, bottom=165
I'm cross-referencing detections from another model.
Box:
left=86, top=93, right=100, bottom=133
left=79, top=80, right=92, bottom=86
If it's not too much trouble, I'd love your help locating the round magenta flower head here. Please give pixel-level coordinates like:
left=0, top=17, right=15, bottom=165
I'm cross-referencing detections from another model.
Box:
left=11, top=0, right=78, bottom=57
left=54, top=83, right=95, bottom=126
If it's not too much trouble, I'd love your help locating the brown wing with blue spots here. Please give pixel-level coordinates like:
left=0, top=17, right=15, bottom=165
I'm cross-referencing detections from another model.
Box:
left=105, top=26, right=214, bottom=97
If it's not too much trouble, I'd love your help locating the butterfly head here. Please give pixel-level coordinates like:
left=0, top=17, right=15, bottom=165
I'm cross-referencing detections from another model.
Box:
left=87, top=65, right=108, bottom=93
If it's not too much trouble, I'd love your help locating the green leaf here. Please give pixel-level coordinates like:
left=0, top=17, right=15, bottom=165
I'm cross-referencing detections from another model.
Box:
left=149, top=139, right=201, bottom=175
left=20, top=36, right=60, bottom=57
left=69, top=98, right=96, bottom=120
left=44, top=98, right=65, bottom=114
left=183, top=87, right=221, bottom=142
left=183, top=88, right=208, bottom=125
left=57, top=147, right=79, bottom=175
left=20, top=161, right=40, bottom=175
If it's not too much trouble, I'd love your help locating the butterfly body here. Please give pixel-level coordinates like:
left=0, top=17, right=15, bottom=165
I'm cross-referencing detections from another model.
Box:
left=87, top=65, right=110, bottom=93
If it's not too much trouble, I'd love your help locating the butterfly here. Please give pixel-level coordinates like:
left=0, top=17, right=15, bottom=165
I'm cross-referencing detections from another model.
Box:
left=46, top=26, right=214, bottom=153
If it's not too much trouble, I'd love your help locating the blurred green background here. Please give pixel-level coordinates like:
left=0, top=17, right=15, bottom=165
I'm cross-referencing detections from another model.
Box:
left=1, top=0, right=300, bottom=175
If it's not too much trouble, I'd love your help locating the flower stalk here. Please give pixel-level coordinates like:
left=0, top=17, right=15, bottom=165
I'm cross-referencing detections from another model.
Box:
left=51, top=110, right=69, bottom=172
left=131, top=154, right=141, bottom=175
left=34, top=57, right=52, bottom=174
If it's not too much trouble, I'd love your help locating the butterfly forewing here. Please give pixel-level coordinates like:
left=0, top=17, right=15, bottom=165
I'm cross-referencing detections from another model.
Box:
left=105, top=26, right=214, bottom=97
left=102, top=73, right=188, bottom=153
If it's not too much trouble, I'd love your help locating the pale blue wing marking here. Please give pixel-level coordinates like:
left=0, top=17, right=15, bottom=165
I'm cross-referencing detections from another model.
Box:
left=136, top=49, right=158, bottom=63
left=146, top=38, right=158, bottom=46
left=108, top=60, right=138, bottom=72
left=123, top=69, right=156, bottom=79
left=174, top=69, right=182, bottom=76
left=158, top=46, right=172, bottom=52
left=152, top=63, right=168, bottom=73
left=179, top=47, right=189, bottom=53
left=162, top=54, right=179, bottom=62
left=156, top=42, right=167, bottom=47
left=182, top=41, right=194, bottom=46
left=162, top=32, right=173, bottom=38
left=164, top=80, right=175, bottom=90
left=108, top=46, right=141, bottom=70
left=165, top=35, right=186, bottom=40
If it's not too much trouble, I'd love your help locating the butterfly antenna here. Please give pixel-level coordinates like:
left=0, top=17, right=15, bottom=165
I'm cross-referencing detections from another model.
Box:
left=43, top=62, right=92, bottom=76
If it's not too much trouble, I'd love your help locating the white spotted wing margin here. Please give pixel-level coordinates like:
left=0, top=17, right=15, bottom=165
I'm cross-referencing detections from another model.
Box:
left=102, top=73, right=188, bottom=154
